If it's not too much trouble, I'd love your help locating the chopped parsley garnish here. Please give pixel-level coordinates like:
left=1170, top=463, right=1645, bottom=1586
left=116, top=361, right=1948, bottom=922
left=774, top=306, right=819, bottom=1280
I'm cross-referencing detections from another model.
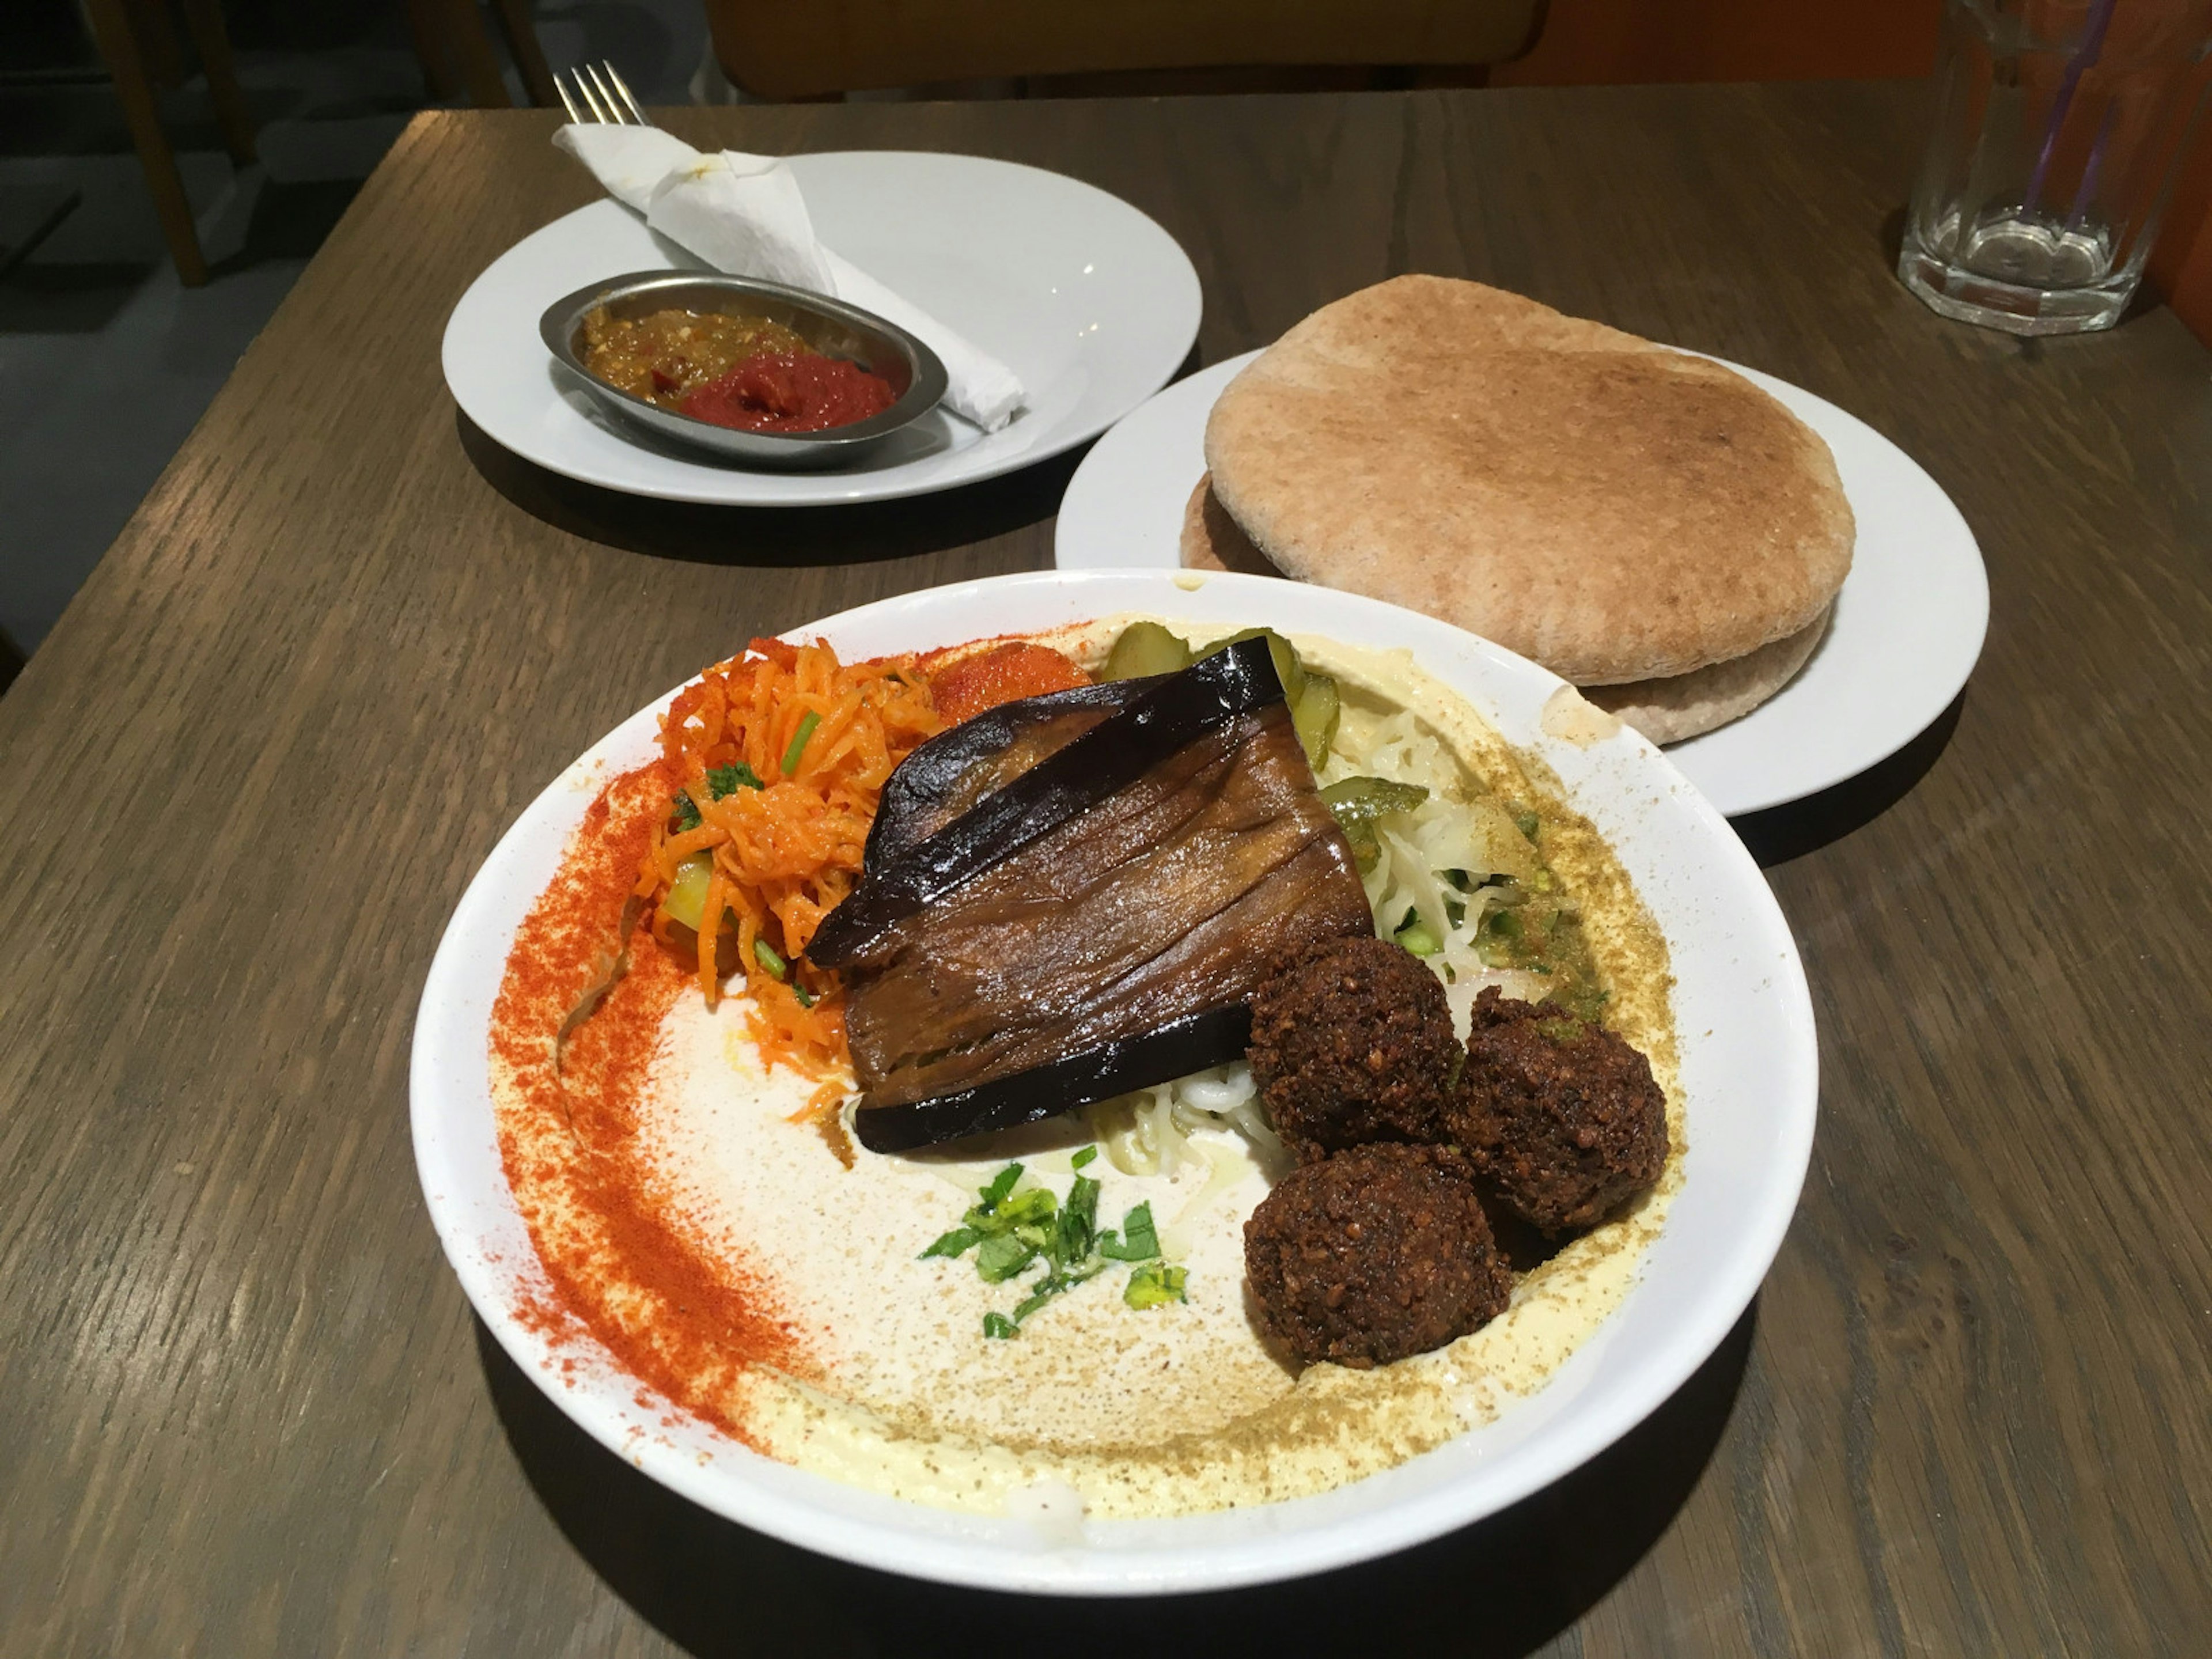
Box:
left=671, top=760, right=766, bottom=830
left=998, top=1189, right=1057, bottom=1234
left=1096, top=1200, right=1159, bottom=1262
left=1058, top=1172, right=1100, bottom=1260
left=921, top=1226, right=980, bottom=1258
left=1124, top=1264, right=1187, bottom=1310
left=708, top=760, right=763, bottom=796
left=976, top=1232, right=1038, bottom=1282
left=919, top=1160, right=1184, bottom=1336
left=781, top=710, right=820, bottom=775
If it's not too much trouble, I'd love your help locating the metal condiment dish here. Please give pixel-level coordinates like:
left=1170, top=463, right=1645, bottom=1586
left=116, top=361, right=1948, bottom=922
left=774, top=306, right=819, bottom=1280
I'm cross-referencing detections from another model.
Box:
left=539, top=271, right=948, bottom=470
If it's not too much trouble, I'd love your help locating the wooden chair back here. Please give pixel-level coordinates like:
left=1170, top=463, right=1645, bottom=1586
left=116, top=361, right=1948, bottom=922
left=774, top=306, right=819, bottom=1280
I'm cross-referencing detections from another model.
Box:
left=701, top=0, right=1545, bottom=100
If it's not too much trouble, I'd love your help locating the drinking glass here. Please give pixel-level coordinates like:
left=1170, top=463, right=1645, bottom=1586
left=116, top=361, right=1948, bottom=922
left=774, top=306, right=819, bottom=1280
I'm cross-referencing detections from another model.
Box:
left=1900, top=0, right=2212, bottom=334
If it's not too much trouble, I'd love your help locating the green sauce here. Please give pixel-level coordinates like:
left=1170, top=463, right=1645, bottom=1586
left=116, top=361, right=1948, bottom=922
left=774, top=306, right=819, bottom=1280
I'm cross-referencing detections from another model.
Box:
left=1473, top=810, right=1608, bottom=1023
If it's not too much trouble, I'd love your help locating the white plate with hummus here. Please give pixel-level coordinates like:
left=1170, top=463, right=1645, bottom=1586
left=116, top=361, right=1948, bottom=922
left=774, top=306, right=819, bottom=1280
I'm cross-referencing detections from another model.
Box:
left=411, top=567, right=1817, bottom=1594
left=444, top=152, right=1200, bottom=506
left=1055, top=349, right=1989, bottom=819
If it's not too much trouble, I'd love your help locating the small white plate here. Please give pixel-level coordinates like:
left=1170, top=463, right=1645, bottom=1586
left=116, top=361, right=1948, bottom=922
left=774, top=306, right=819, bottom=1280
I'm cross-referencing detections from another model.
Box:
left=1055, top=352, right=1990, bottom=817
left=413, top=567, right=1817, bottom=1596
left=444, top=152, right=1201, bottom=506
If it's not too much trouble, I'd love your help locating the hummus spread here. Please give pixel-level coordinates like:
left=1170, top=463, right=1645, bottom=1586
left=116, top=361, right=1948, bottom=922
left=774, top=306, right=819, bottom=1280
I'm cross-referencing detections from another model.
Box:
left=488, top=617, right=1680, bottom=1519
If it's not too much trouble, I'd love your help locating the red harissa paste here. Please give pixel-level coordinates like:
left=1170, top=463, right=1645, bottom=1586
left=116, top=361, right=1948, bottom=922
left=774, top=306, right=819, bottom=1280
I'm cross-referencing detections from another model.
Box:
left=678, top=349, right=898, bottom=433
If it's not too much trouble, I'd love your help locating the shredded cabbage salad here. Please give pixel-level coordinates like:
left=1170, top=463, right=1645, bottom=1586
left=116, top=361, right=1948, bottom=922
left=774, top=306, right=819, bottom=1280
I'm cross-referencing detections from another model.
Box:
left=1083, top=702, right=1559, bottom=1179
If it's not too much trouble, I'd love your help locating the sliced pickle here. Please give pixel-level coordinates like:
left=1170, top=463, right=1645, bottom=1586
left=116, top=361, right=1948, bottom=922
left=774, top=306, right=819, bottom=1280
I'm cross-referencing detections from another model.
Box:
left=1104, top=623, right=1331, bottom=766
left=1099, top=621, right=1193, bottom=681
left=1319, top=775, right=1430, bottom=873
left=1291, top=673, right=1340, bottom=770
left=663, top=851, right=714, bottom=931
left=1196, top=627, right=1305, bottom=702
left=1320, top=775, right=1431, bottom=820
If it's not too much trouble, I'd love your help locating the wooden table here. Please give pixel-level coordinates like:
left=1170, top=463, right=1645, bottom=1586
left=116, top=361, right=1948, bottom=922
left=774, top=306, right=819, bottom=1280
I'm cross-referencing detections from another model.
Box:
left=3, top=85, right=2207, bottom=1657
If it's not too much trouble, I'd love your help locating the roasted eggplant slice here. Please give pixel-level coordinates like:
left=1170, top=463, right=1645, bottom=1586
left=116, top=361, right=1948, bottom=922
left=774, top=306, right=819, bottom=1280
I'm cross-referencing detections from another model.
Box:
left=812, top=640, right=1295, bottom=964
left=812, top=637, right=1374, bottom=1152
left=849, top=1007, right=1255, bottom=1153
left=861, top=679, right=1150, bottom=869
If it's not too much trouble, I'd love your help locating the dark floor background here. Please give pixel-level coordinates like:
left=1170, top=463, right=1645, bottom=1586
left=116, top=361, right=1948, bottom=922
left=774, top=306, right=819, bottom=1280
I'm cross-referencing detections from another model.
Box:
left=0, top=0, right=711, bottom=681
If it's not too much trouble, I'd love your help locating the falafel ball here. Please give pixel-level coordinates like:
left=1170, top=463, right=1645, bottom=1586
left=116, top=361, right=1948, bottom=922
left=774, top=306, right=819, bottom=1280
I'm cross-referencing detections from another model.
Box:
left=1244, top=1142, right=1513, bottom=1369
left=1248, top=934, right=1461, bottom=1161
left=1452, top=987, right=1667, bottom=1232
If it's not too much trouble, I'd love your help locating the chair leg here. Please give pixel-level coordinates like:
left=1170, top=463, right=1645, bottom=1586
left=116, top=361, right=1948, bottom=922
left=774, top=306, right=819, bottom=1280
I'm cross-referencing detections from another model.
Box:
left=452, top=5, right=516, bottom=109
left=176, top=0, right=258, bottom=164
left=403, top=0, right=463, bottom=100
left=404, top=0, right=513, bottom=109
left=120, top=0, right=187, bottom=88
left=81, top=0, right=209, bottom=286
left=487, top=0, right=559, bottom=107
left=0, top=624, right=26, bottom=698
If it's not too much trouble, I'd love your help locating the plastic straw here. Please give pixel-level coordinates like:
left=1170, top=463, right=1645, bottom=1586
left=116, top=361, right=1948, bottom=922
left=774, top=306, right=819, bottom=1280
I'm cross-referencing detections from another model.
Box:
left=2065, top=101, right=2119, bottom=232
left=2024, top=0, right=2118, bottom=217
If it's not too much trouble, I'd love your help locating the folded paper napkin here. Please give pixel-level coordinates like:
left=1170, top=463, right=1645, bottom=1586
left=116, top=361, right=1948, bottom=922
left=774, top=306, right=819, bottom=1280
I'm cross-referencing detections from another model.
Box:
left=554, top=126, right=1025, bottom=432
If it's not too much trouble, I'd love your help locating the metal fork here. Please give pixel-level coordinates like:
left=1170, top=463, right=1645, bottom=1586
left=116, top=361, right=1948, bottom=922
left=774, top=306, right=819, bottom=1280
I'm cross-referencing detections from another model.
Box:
left=555, top=61, right=649, bottom=126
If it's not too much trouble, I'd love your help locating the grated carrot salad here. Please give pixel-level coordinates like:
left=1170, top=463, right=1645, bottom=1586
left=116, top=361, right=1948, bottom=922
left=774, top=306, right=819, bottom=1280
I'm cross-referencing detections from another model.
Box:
left=634, top=637, right=942, bottom=1096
